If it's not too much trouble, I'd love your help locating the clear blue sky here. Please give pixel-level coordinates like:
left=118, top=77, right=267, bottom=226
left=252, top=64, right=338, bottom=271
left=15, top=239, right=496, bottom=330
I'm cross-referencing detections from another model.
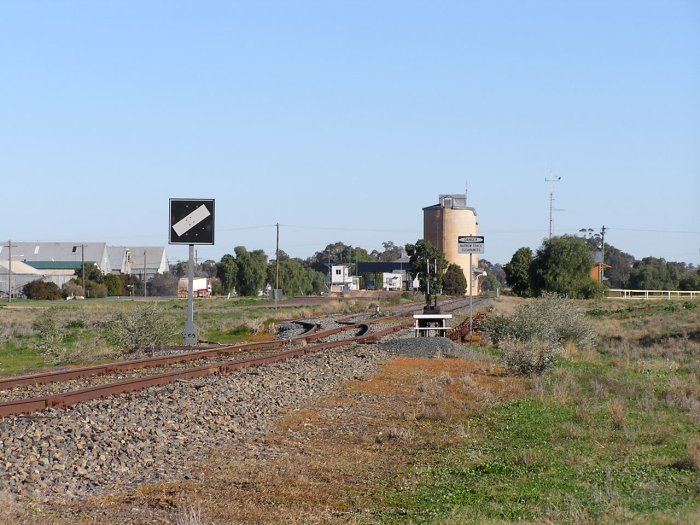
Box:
left=2, top=1, right=699, bottom=267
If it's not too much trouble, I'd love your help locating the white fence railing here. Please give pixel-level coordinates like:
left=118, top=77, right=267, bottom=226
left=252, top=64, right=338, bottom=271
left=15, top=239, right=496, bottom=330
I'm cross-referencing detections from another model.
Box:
left=606, top=289, right=700, bottom=300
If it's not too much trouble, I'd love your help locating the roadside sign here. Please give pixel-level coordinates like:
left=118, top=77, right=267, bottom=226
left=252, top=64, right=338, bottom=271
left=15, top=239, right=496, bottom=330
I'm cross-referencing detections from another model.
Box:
left=458, top=235, right=484, bottom=254
left=169, top=199, right=215, bottom=245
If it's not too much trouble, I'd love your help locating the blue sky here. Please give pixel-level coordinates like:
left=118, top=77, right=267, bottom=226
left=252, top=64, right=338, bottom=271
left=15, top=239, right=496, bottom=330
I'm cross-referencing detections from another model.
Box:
left=1, top=1, right=699, bottom=267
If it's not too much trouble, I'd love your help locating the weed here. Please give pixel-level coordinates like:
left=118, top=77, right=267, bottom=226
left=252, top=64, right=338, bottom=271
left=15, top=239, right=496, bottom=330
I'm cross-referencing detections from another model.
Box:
left=607, top=398, right=627, bottom=431
left=175, top=503, right=204, bottom=525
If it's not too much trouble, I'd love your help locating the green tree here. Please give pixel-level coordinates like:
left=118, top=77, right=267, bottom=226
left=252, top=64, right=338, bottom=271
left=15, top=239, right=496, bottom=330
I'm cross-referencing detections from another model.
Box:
left=198, top=259, right=217, bottom=278
left=268, top=258, right=326, bottom=296
left=625, top=257, right=681, bottom=290
left=234, top=246, right=268, bottom=296
left=75, top=262, right=104, bottom=283
left=371, top=241, right=403, bottom=262
left=597, top=243, right=634, bottom=288
left=443, top=263, right=467, bottom=295
left=104, top=274, right=124, bottom=296
left=305, top=242, right=372, bottom=275
left=216, top=254, right=238, bottom=294
left=171, top=261, right=188, bottom=278
left=680, top=269, right=700, bottom=290
left=404, top=239, right=447, bottom=296
left=85, top=281, right=108, bottom=298
left=148, top=272, right=178, bottom=296
left=23, top=280, right=62, bottom=300
left=504, top=247, right=533, bottom=297
left=530, top=235, right=604, bottom=299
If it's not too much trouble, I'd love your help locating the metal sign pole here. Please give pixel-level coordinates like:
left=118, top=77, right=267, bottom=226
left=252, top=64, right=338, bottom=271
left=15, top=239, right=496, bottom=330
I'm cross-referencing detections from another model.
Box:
left=184, top=244, right=197, bottom=345
left=469, top=253, right=473, bottom=346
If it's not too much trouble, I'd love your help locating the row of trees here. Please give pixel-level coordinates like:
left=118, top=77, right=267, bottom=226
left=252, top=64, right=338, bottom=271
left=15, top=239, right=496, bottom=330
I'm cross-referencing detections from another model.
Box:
left=20, top=235, right=698, bottom=300
left=504, top=236, right=606, bottom=299
left=503, top=235, right=700, bottom=298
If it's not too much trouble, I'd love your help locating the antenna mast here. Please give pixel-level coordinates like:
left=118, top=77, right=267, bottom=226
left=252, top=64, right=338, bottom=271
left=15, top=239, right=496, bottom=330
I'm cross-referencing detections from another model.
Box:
left=545, top=175, right=561, bottom=240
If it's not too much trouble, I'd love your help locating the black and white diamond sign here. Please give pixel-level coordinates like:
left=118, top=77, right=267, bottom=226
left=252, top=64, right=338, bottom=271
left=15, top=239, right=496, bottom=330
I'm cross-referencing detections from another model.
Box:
left=169, top=199, right=215, bottom=245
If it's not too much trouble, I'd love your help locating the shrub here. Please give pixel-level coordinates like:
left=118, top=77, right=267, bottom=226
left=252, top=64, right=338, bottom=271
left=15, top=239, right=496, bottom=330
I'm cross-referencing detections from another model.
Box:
left=86, top=281, right=108, bottom=298
left=62, top=281, right=84, bottom=298
left=32, top=309, right=68, bottom=364
left=500, top=337, right=559, bottom=375
left=482, top=293, right=595, bottom=375
left=480, top=313, right=511, bottom=346
left=22, top=280, right=62, bottom=300
left=103, top=303, right=176, bottom=354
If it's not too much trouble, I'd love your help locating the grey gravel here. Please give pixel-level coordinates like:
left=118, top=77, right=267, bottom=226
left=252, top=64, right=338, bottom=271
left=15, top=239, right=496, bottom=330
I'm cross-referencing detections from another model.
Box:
left=0, top=344, right=390, bottom=502
left=380, top=336, right=487, bottom=360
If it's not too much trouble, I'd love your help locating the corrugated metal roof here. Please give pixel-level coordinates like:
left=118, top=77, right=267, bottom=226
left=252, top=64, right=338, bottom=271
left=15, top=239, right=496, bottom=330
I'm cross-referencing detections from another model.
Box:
left=26, top=261, right=83, bottom=270
left=122, top=247, right=169, bottom=273
left=0, top=260, right=43, bottom=275
left=3, top=242, right=111, bottom=273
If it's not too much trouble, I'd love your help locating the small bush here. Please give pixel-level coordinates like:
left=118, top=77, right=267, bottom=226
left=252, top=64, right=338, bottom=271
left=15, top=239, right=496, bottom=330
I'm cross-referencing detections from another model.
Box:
left=500, top=337, right=560, bottom=375
left=32, top=308, right=68, bottom=364
left=103, top=303, right=176, bottom=354
left=22, top=280, right=62, bottom=300
left=480, top=313, right=511, bottom=346
left=483, top=293, right=595, bottom=375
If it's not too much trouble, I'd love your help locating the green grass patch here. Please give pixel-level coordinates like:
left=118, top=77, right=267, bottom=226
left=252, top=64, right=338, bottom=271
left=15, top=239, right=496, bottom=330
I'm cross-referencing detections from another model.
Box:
left=0, top=343, right=47, bottom=376
left=372, top=355, right=700, bottom=524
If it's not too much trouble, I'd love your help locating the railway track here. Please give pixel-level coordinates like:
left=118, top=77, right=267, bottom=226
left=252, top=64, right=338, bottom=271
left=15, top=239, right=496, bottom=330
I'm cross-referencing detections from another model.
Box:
left=0, top=296, right=486, bottom=419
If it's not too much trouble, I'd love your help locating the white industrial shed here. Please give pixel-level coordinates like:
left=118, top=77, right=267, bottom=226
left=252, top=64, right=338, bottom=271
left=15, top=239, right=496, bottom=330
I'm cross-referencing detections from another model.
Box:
left=120, top=247, right=169, bottom=281
left=1, top=242, right=112, bottom=275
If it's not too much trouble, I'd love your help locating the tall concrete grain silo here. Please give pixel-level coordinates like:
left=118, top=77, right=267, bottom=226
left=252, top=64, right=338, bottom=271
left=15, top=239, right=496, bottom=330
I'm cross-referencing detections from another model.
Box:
left=423, top=194, right=479, bottom=295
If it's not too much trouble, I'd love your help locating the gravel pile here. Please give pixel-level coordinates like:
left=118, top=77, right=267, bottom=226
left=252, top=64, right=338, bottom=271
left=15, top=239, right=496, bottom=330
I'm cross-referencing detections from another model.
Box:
left=380, top=336, right=487, bottom=360
left=0, top=344, right=389, bottom=502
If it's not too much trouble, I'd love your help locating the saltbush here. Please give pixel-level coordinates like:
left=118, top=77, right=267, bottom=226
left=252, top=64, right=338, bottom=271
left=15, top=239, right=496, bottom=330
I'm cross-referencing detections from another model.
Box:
left=32, top=309, right=68, bottom=364
left=103, top=303, right=176, bottom=354
left=500, top=338, right=558, bottom=375
left=483, top=293, right=595, bottom=375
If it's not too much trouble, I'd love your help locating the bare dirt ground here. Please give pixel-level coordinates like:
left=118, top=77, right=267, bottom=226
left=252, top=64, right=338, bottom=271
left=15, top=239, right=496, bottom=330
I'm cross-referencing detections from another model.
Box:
left=12, top=351, right=524, bottom=525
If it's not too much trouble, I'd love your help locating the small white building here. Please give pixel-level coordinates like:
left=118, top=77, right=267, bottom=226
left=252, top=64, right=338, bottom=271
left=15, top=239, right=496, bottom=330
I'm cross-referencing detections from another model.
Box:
left=330, top=265, right=359, bottom=292
left=382, top=272, right=403, bottom=291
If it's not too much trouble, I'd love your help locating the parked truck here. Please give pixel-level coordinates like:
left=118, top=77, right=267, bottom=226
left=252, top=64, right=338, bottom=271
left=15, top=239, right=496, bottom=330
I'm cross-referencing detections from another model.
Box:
left=178, top=277, right=212, bottom=298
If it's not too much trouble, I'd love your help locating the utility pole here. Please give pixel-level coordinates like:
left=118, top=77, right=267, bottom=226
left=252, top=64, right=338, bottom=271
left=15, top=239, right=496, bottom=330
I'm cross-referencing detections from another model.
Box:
left=545, top=176, right=562, bottom=240
left=72, top=244, right=86, bottom=297
left=4, top=240, right=17, bottom=302
left=143, top=249, right=147, bottom=298
left=275, top=223, right=280, bottom=292
left=600, top=225, right=606, bottom=283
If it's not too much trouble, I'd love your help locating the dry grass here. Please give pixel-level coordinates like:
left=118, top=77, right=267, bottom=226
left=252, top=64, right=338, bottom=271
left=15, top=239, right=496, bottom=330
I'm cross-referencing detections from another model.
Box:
left=38, top=355, right=526, bottom=524
left=489, top=295, right=526, bottom=316
left=0, top=490, right=23, bottom=524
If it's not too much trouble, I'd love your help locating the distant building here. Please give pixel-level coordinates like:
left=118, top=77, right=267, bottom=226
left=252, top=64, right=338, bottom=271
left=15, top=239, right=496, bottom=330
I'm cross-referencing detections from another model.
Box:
left=4, top=242, right=112, bottom=274
left=357, top=256, right=415, bottom=290
left=108, top=247, right=133, bottom=275
left=122, top=247, right=169, bottom=282
left=330, top=265, right=359, bottom=293
left=0, top=260, right=45, bottom=298
left=423, top=194, right=480, bottom=295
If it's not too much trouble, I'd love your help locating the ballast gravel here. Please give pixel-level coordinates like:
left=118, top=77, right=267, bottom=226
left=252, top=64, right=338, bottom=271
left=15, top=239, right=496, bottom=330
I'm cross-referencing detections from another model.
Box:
left=0, top=327, right=484, bottom=504
left=0, top=344, right=390, bottom=502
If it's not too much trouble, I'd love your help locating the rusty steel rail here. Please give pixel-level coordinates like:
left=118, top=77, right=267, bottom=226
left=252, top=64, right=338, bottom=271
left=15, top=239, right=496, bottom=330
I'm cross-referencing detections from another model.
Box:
left=0, top=321, right=349, bottom=392
left=0, top=330, right=372, bottom=418
left=0, top=303, right=478, bottom=418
